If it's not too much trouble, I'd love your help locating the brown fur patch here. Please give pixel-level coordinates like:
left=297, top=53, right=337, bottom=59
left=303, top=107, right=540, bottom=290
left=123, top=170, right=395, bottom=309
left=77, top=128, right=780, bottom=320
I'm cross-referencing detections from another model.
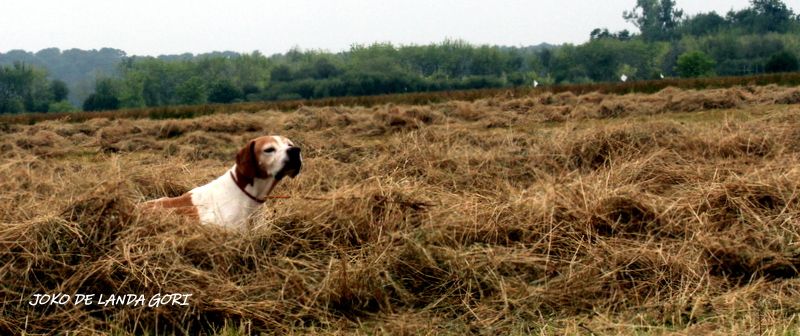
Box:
left=235, top=136, right=277, bottom=185
left=142, top=192, right=199, bottom=220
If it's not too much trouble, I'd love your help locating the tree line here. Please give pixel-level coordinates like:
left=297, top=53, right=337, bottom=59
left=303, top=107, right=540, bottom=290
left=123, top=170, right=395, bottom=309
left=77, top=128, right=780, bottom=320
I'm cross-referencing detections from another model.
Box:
left=1, top=0, right=799, bottom=114
left=0, top=63, right=72, bottom=113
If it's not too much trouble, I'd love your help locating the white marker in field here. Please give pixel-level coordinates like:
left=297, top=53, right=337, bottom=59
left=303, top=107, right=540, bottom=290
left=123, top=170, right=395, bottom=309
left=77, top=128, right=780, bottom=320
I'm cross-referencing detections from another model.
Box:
left=620, top=74, right=628, bottom=82
left=660, top=73, right=665, bottom=79
left=533, top=80, right=539, bottom=88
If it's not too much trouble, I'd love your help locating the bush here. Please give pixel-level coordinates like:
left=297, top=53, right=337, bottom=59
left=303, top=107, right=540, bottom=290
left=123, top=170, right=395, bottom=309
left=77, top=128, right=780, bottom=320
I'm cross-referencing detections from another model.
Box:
left=83, top=79, right=121, bottom=111
left=48, top=101, right=76, bottom=113
left=676, top=51, right=716, bottom=78
left=0, top=98, right=24, bottom=114
left=207, top=80, right=242, bottom=104
left=83, top=93, right=120, bottom=111
left=765, top=51, right=799, bottom=73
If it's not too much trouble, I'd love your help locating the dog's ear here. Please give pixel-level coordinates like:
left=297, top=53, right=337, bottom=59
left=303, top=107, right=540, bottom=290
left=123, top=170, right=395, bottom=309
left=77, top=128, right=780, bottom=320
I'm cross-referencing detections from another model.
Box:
left=235, top=140, right=259, bottom=183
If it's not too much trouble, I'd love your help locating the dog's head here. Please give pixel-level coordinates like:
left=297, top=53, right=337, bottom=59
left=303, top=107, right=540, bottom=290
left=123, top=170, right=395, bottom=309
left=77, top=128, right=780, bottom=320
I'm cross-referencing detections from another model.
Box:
left=235, top=135, right=302, bottom=183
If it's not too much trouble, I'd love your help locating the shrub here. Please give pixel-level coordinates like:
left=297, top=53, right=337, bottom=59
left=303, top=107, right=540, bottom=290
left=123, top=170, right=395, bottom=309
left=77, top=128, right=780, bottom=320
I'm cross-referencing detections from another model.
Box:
left=676, top=51, right=716, bottom=78
left=207, top=80, right=242, bottom=104
left=765, top=51, right=799, bottom=73
left=83, top=79, right=121, bottom=111
left=47, top=101, right=76, bottom=113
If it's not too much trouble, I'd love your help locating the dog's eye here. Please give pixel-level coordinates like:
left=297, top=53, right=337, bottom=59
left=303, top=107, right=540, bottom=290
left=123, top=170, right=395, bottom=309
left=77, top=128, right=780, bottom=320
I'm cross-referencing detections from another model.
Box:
left=264, top=147, right=276, bottom=153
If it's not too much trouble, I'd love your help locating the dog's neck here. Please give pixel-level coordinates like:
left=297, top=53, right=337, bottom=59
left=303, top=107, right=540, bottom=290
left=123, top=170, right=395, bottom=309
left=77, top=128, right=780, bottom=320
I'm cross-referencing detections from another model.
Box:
left=230, top=165, right=279, bottom=203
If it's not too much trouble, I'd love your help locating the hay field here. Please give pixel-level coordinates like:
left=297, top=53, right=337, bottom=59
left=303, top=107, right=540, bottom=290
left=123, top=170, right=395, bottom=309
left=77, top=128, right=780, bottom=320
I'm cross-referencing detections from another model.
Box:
left=2, top=85, right=800, bottom=335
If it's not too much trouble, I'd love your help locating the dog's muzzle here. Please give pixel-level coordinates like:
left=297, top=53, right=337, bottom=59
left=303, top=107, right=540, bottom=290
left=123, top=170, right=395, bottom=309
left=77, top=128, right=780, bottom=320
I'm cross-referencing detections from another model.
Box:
left=277, top=147, right=302, bottom=180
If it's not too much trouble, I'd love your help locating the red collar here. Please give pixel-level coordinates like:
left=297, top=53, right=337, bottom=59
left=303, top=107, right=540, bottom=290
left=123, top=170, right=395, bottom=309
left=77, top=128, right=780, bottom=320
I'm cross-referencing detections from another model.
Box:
left=230, top=171, right=266, bottom=203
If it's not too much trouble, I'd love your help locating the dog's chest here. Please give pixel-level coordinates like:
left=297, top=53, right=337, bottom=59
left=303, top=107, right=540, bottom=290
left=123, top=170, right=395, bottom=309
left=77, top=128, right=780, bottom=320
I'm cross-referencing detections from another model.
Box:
left=189, top=174, right=259, bottom=229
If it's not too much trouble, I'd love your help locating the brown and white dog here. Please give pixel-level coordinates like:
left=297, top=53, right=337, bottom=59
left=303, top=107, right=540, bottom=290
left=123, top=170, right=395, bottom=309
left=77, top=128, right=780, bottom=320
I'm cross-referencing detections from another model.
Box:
left=142, top=135, right=301, bottom=229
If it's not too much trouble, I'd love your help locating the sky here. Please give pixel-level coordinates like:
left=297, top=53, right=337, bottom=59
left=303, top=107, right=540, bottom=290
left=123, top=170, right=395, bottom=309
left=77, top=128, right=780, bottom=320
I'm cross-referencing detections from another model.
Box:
left=2, top=0, right=798, bottom=56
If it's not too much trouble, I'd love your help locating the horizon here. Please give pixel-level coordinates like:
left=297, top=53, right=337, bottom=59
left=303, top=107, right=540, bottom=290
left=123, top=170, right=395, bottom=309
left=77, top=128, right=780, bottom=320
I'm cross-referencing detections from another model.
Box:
left=0, top=41, right=559, bottom=58
left=1, top=0, right=780, bottom=57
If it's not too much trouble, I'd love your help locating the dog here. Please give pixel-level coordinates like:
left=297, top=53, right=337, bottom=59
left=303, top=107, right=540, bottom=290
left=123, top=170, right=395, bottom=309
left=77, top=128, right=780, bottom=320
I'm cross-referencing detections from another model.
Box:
left=142, top=135, right=301, bottom=229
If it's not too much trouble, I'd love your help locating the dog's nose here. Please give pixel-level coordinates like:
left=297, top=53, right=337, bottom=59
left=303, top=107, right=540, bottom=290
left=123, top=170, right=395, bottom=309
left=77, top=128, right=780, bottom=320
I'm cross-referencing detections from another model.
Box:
left=283, top=147, right=302, bottom=178
left=287, top=147, right=301, bottom=158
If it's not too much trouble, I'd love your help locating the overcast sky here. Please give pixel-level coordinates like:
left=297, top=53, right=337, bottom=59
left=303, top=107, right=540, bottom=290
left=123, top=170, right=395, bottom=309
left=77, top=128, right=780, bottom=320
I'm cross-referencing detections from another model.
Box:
left=2, top=0, right=797, bottom=56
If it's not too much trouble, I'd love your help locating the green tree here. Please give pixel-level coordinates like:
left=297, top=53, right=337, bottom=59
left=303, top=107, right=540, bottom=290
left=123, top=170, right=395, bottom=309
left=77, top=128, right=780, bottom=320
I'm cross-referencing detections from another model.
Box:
left=24, top=72, right=54, bottom=112
left=83, top=78, right=120, bottom=111
left=750, top=0, right=794, bottom=32
left=680, top=12, right=728, bottom=36
left=270, top=64, right=293, bottom=82
left=676, top=51, right=716, bottom=77
left=309, top=58, right=340, bottom=79
left=657, top=0, right=684, bottom=39
left=0, top=63, right=25, bottom=112
left=590, top=28, right=634, bottom=41
left=624, top=0, right=684, bottom=41
left=231, top=51, right=271, bottom=88
left=727, top=0, right=796, bottom=33
left=470, top=46, right=507, bottom=76
left=207, top=80, right=242, bottom=103
left=0, top=63, right=54, bottom=113
left=0, top=48, right=127, bottom=106
left=117, top=71, right=146, bottom=108
left=176, top=77, right=206, bottom=105
left=50, top=80, right=69, bottom=101
left=765, top=51, right=799, bottom=72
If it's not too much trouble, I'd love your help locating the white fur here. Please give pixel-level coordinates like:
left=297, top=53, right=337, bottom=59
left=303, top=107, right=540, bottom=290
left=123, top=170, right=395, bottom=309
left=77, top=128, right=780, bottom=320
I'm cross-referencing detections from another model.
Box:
left=189, top=167, right=276, bottom=230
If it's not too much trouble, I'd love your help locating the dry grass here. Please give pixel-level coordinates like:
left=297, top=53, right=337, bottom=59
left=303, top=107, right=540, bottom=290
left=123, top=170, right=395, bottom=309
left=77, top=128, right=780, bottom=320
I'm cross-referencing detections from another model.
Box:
left=2, top=86, right=800, bottom=335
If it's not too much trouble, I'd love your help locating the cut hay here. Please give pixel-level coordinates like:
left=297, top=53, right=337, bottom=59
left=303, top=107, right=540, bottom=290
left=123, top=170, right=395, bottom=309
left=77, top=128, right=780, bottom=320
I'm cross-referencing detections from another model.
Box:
left=2, top=85, right=800, bottom=334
